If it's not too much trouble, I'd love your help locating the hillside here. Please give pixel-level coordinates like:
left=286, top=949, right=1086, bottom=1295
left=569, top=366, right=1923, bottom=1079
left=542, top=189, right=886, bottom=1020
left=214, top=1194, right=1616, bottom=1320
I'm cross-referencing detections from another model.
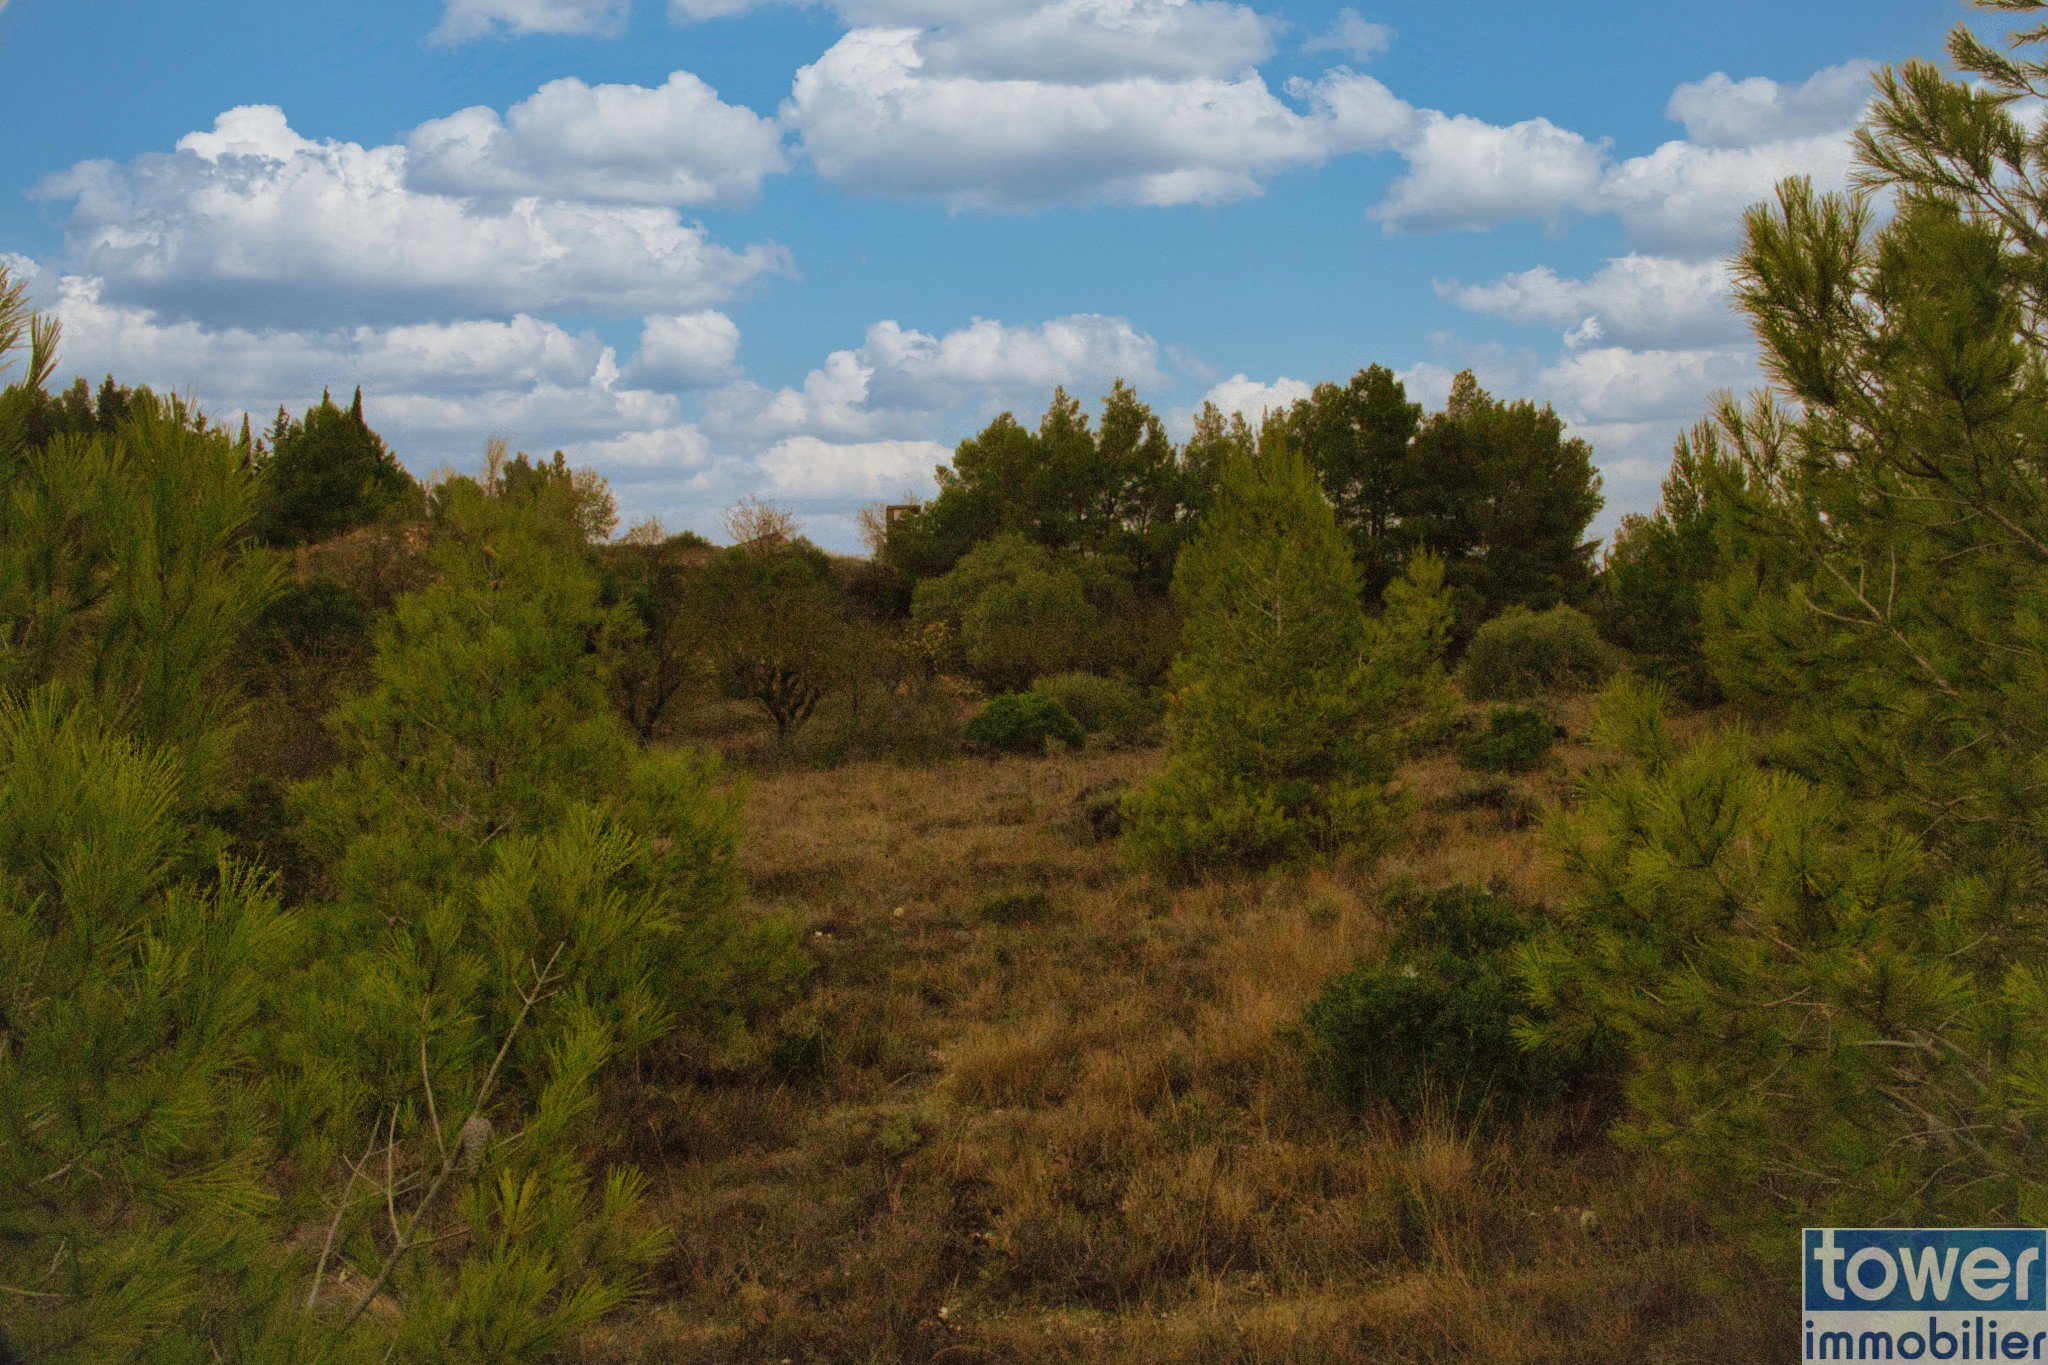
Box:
left=578, top=722, right=1775, bottom=1362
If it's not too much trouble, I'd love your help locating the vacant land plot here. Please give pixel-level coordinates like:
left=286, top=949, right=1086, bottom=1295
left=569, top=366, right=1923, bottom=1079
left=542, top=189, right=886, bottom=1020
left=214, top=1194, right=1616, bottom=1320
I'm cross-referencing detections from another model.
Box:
left=578, top=734, right=1778, bottom=1364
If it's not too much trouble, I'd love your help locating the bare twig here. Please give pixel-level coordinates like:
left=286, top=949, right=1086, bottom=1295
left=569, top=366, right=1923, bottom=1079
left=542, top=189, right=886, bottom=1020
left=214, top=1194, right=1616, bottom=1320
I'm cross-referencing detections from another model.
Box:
left=419, top=1033, right=446, bottom=1165
left=307, top=1128, right=381, bottom=1311
left=340, top=943, right=566, bottom=1332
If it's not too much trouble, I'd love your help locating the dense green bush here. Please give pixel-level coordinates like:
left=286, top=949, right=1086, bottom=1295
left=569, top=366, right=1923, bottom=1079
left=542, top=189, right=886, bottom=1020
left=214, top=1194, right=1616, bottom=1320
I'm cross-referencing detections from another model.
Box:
left=964, top=691, right=1085, bottom=754
left=1301, top=884, right=1605, bottom=1125
left=1029, top=671, right=1159, bottom=745
left=1456, top=706, right=1560, bottom=773
left=1459, top=604, right=1615, bottom=701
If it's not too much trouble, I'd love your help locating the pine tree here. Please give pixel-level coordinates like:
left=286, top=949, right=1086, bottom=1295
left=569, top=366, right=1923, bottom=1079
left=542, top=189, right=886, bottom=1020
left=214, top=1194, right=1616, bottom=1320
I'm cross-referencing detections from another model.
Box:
left=1523, top=1, right=2048, bottom=1234
left=254, top=390, right=420, bottom=548
left=1123, top=431, right=1449, bottom=877
left=279, top=471, right=797, bottom=1356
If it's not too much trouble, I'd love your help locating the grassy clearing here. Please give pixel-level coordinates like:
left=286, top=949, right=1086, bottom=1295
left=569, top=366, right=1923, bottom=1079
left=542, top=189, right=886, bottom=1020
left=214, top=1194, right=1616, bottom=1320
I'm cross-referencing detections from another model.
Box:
left=576, top=710, right=1780, bottom=1363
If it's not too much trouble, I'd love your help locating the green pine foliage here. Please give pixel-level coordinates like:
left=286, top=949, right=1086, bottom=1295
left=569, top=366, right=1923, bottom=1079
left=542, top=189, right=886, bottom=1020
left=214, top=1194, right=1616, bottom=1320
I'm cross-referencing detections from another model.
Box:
left=254, top=389, right=421, bottom=548
left=1523, top=4, right=2048, bottom=1232
left=0, top=386, right=279, bottom=809
left=1287, top=368, right=1605, bottom=637
left=1123, top=433, right=1451, bottom=877
left=1590, top=425, right=1739, bottom=706
left=277, top=471, right=798, bottom=1355
left=1027, top=671, right=1159, bottom=746
left=0, top=696, right=311, bottom=1364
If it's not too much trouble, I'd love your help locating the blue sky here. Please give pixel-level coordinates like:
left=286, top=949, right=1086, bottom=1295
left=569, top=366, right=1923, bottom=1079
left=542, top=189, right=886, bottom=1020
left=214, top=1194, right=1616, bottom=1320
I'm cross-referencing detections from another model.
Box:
left=0, top=0, right=1978, bottom=548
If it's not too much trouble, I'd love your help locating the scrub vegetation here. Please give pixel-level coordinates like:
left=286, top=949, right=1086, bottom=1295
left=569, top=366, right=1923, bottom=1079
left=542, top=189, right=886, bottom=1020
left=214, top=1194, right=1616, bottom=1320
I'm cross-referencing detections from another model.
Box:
left=3, top=4, right=2044, bottom=1360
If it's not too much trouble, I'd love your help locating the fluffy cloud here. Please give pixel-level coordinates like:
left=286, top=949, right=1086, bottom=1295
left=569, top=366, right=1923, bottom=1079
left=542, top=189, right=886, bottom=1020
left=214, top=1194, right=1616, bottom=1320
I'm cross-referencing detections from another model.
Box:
left=1598, top=130, right=1859, bottom=258
left=1374, top=112, right=1607, bottom=234
left=708, top=312, right=1160, bottom=443
left=784, top=28, right=1411, bottom=209
left=1440, top=255, right=1740, bottom=349
left=39, top=105, right=792, bottom=327
left=674, top=0, right=1275, bottom=81
left=407, top=73, right=787, bottom=208
left=1666, top=60, right=1875, bottom=149
left=623, top=311, right=742, bottom=389
left=1302, top=8, right=1392, bottom=62
left=42, top=273, right=683, bottom=459
left=876, top=0, right=1275, bottom=83
left=1197, top=373, right=1310, bottom=423
left=1537, top=343, right=1759, bottom=426
left=756, top=435, right=947, bottom=498
left=433, top=0, right=628, bottom=42
left=1371, top=61, right=1872, bottom=256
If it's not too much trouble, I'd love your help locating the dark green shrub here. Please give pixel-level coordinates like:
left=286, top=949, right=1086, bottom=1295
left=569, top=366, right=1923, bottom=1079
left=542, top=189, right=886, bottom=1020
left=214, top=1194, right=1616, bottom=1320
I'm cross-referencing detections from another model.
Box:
left=964, top=692, right=1085, bottom=755
left=1029, top=671, right=1159, bottom=745
left=1459, top=605, right=1615, bottom=701
left=1456, top=706, right=1560, bottom=773
left=1301, top=884, right=1607, bottom=1126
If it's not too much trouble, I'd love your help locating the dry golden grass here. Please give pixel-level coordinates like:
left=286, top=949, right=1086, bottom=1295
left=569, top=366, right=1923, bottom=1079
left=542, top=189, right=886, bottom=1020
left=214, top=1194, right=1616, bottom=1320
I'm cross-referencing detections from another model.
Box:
left=575, top=718, right=1782, bottom=1364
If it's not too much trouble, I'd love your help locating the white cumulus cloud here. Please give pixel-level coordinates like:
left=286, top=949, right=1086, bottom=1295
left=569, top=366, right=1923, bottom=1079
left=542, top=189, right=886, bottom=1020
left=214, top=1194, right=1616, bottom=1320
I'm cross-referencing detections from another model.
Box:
left=38, top=105, right=792, bottom=327
left=1197, top=373, right=1311, bottom=424
left=1374, top=112, right=1608, bottom=235
left=757, top=434, right=948, bottom=498
left=784, top=27, right=1412, bottom=209
left=707, top=311, right=1161, bottom=444
left=1440, top=255, right=1741, bottom=349
left=623, top=311, right=743, bottom=389
left=1666, top=60, right=1875, bottom=149
left=407, top=72, right=787, bottom=208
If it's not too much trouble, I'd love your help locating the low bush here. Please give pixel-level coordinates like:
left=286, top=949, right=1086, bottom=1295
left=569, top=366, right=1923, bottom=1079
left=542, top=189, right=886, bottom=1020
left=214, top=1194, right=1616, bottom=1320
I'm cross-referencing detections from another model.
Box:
left=964, top=692, right=1085, bottom=755
left=1456, top=706, right=1561, bottom=773
left=1028, top=671, right=1159, bottom=745
left=1460, top=605, right=1615, bottom=701
left=1300, top=883, right=1609, bottom=1126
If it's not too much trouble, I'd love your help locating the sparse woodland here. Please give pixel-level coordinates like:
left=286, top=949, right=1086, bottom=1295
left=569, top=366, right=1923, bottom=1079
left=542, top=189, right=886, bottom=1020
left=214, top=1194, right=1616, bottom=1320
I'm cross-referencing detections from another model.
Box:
left=6, top=4, right=2048, bottom=1360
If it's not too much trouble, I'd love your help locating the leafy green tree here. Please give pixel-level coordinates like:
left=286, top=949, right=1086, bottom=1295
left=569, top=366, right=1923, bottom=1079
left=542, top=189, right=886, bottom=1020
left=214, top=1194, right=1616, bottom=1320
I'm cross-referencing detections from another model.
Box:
left=255, top=389, right=420, bottom=548
left=1589, top=424, right=1738, bottom=705
left=910, top=534, right=1104, bottom=690
left=1285, top=364, right=1424, bottom=602
left=1287, top=367, right=1603, bottom=636
left=1524, top=3, right=2048, bottom=1234
left=601, top=531, right=712, bottom=742
left=699, top=532, right=854, bottom=739
left=1408, top=371, right=1604, bottom=634
left=886, top=383, right=1192, bottom=588
left=1124, top=433, right=1450, bottom=877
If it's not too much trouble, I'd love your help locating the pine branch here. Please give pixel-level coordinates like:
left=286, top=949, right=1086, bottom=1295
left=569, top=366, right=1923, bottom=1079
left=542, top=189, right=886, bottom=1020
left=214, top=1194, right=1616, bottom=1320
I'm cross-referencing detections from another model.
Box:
left=339, top=942, right=565, bottom=1333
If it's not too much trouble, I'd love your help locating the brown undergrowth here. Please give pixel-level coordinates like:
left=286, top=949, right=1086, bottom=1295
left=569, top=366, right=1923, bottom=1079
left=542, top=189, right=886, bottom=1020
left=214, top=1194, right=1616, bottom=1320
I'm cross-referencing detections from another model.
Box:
left=576, top=708, right=1779, bottom=1364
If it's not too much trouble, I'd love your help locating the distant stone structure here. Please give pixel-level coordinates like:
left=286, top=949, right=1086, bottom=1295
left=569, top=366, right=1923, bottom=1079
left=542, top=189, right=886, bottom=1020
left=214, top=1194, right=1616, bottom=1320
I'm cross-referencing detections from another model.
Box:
left=885, top=503, right=922, bottom=529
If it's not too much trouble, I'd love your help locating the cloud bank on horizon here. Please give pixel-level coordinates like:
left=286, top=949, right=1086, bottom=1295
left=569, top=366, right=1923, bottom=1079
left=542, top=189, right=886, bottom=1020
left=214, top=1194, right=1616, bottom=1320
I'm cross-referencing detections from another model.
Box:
left=7, top=0, right=1898, bottom=547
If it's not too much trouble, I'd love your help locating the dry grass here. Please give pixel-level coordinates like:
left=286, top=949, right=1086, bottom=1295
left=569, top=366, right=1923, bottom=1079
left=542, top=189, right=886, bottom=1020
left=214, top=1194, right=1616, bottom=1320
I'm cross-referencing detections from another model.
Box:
left=575, top=719, right=1782, bottom=1364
